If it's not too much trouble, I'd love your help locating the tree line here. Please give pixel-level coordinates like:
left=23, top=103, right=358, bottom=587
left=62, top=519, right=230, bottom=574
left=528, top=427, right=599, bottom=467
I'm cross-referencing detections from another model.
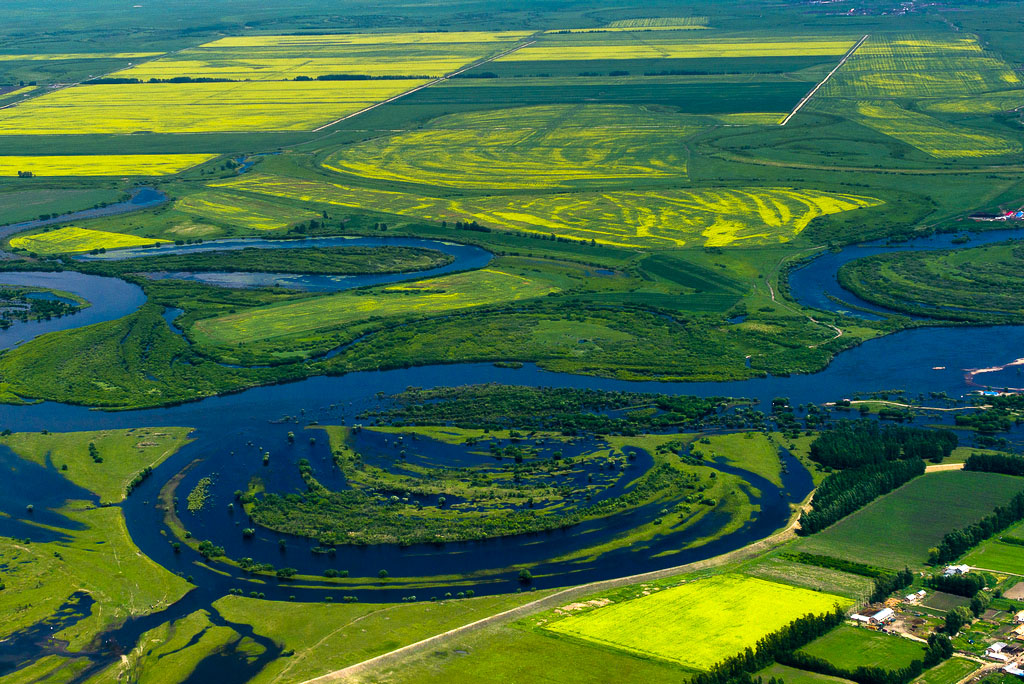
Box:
left=964, top=451, right=1024, bottom=476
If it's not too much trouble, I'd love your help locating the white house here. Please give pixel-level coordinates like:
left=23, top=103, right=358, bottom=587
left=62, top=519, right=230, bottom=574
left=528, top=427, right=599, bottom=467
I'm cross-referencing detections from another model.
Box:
left=851, top=614, right=871, bottom=623
left=904, top=590, right=927, bottom=603
left=1015, top=609, right=1024, bottom=624
left=944, top=564, right=971, bottom=576
left=988, top=643, right=1010, bottom=661
left=869, top=607, right=895, bottom=624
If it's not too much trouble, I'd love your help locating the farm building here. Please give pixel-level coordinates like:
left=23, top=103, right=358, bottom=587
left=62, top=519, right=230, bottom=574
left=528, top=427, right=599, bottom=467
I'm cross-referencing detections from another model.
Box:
left=869, top=607, right=895, bottom=625
left=943, top=564, right=971, bottom=576
left=988, top=642, right=1010, bottom=661
left=1004, top=665, right=1024, bottom=677
left=904, top=590, right=926, bottom=603
left=1015, top=610, right=1024, bottom=624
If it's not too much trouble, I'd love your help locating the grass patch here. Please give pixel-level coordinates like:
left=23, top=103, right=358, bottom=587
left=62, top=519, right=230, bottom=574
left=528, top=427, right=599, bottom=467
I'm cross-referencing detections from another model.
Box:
left=543, top=574, right=849, bottom=669
left=173, top=190, right=320, bottom=231
left=0, top=428, right=193, bottom=504
left=756, top=663, right=855, bottom=684
left=794, top=471, right=1024, bottom=569
left=914, top=658, right=979, bottom=684
left=190, top=268, right=558, bottom=348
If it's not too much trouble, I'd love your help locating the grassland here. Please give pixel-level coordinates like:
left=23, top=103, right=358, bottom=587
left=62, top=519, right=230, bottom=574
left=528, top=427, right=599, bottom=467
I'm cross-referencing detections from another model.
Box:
left=795, top=472, right=1024, bottom=568
left=544, top=574, right=849, bottom=669
left=174, top=190, right=320, bottom=231
left=216, top=173, right=881, bottom=248
left=797, top=625, right=927, bottom=670
left=0, top=186, right=125, bottom=226
left=498, top=38, right=855, bottom=61
left=9, top=225, right=171, bottom=253
left=925, top=90, right=1024, bottom=114
left=0, top=427, right=193, bottom=504
left=323, top=104, right=695, bottom=190
left=0, top=154, right=217, bottom=176
left=190, top=268, right=558, bottom=348
left=0, top=80, right=428, bottom=134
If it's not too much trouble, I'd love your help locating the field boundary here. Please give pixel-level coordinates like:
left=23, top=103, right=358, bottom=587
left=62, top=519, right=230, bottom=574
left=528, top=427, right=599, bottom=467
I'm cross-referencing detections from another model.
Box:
left=300, top=495, right=811, bottom=683
left=311, top=38, right=537, bottom=132
left=780, top=34, right=869, bottom=126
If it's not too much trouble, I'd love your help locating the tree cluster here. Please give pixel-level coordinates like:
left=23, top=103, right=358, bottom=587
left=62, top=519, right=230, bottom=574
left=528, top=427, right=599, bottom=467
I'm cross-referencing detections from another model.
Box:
left=809, top=420, right=957, bottom=469
left=964, top=451, right=1024, bottom=476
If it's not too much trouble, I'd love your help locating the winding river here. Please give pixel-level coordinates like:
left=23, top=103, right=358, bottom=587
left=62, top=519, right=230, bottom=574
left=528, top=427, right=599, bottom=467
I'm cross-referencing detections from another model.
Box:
left=2, top=225, right=1024, bottom=679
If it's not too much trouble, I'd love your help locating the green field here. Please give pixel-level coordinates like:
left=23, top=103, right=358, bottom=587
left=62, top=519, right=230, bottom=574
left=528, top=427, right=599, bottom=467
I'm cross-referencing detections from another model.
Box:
left=190, top=268, right=558, bottom=349
left=756, top=663, right=856, bottom=684
left=795, top=472, right=1024, bottom=568
left=173, top=190, right=320, bottom=231
left=913, top=658, right=980, bottom=684
left=962, top=520, right=1024, bottom=573
left=797, top=625, right=927, bottom=671
left=544, top=574, right=849, bottom=669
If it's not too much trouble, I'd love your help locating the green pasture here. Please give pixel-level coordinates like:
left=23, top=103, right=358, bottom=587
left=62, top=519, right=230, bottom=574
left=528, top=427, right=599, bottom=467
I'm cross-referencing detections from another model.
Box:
left=794, top=471, right=1024, bottom=568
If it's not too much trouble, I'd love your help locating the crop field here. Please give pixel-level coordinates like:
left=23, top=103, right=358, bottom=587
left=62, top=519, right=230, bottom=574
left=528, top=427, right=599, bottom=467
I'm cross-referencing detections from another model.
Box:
left=174, top=190, right=319, bottom=231
left=0, top=80, right=428, bottom=134
left=605, top=17, right=709, bottom=28
left=925, top=90, right=1024, bottom=114
left=819, top=34, right=1020, bottom=99
left=497, top=38, right=855, bottom=61
left=190, top=268, right=558, bottom=347
left=215, top=174, right=881, bottom=248
left=756, top=664, right=855, bottom=684
left=0, top=153, right=217, bottom=176
left=795, top=472, right=1024, bottom=568
left=9, top=226, right=171, bottom=254
left=543, top=574, right=848, bottom=670
left=797, top=625, right=927, bottom=671
left=323, top=104, right=695, bottom=189
left=838, top=100, right=1021, bottom=158
left=113, top=31, right=530, bottom=81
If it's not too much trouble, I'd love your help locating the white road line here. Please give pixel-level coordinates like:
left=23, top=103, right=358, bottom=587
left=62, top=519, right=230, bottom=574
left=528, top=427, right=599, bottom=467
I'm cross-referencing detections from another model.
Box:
left=780, top=34, right=869, bottom=126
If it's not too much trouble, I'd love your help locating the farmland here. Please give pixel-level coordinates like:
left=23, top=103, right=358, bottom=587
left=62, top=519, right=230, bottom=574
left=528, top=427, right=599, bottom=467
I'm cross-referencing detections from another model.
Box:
left=0, top=80, right=429, bottom=134
left=190, top=268, right=558, bottom=349
left=794, top=472, right=1024, bottom=569
left=9, top=226, right=170, bottom=253
left=496, top=38, right=856, bottom=61
left=544, top=574, right=848, bottom=669
left=215, top=174, right=881, bottom=248
left=962, top=521, right=1024, bottom=574
left=323, top=104, right=695, bottom=190
left=0, top=154, right=217, bottom=176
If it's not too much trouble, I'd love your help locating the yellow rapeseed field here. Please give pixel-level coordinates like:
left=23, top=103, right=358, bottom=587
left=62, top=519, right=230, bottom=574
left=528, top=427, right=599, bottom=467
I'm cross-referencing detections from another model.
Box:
left=545, top=575, right=848, bottom=670
left=9, top=227, right=171, bottom=254
left=0, top=154, right=218, bottom=176
left=201, top=32, right=533, bottom=47
left=214, top=174, right=881, bottom=249
left=0, top=80, right=427, bottom=134
left=925, top=90, right=1024, bottom=114
left=323, top=104, right=695, bottom=189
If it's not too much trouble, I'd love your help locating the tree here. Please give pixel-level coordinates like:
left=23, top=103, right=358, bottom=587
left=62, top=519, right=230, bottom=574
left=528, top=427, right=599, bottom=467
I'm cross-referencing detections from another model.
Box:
left=518, top=569, right=532, bottom=583
left=943, top=606, right=973, bottom=635
left=378, top=569, right=389, bottom=579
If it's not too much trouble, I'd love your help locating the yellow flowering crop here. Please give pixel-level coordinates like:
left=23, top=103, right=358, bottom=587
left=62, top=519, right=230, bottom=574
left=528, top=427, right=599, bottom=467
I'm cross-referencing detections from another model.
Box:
left=9, top=227, right=171, bottom=254
left=0, top=154, right=217, bottom=177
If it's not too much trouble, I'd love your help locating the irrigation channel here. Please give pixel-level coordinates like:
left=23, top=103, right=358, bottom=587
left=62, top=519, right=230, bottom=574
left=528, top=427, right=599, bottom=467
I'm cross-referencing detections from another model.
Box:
left=2, top=224, right=1024, bottom=681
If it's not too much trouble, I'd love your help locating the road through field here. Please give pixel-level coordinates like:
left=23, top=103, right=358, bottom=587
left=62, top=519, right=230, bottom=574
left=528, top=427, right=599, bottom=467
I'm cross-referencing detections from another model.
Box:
left=780, top=34, right=868, bottom=126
